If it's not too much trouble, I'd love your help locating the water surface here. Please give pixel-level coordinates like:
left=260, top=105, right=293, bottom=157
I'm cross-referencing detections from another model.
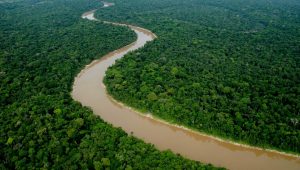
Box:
left=72, top=7, right=300, bottom=170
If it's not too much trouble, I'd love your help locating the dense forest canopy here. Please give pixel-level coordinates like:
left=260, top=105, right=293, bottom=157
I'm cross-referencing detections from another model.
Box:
left=101, top=0, right=300, bottom=153
left=0, top=0, right=222, bottom=169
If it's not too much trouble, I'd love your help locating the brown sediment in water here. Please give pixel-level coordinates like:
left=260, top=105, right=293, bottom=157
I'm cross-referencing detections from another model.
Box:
left=72, top=5, right=300, bottom=170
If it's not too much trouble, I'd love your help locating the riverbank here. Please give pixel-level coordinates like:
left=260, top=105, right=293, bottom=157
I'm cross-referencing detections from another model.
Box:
left=95, top=2, right=299, bottom=158
left=106, top=90, right=300, bottom=158
left=72, top=2, right=300, bottom=170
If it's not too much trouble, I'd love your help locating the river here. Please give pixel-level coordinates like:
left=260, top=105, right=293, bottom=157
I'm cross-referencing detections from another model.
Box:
left=71, top=2, right=300, bottom=170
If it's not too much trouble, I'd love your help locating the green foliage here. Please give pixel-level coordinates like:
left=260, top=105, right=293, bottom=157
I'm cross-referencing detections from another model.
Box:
left=0, top=0, right=221, bottom=169
left=101, top=158, right=110, bottom=167
left=93, top=161, right=102, bottom=170
left=147, top=92, right=158, bottom=101
left=6, top=137, right=14, bottom=145
left=103, top=0, right=300, bottom=153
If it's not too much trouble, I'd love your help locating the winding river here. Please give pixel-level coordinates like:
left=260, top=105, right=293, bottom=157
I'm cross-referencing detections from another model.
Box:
left=72, top=2, right=300, bottom=170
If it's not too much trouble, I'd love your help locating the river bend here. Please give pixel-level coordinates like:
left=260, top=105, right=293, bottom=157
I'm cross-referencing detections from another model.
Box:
left=72, top=2, right=300, bottom=170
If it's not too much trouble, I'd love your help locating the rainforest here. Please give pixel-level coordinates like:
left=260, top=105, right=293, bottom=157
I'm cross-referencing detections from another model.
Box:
left=102, top=0, right=300, bottom=153
left=1, top=0, right=299, bottom=169
left=0, top=0, right=220, bottom=169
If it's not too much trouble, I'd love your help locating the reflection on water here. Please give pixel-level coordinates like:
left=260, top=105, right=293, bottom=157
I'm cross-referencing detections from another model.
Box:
left=72, top=7, right=300, bottom=170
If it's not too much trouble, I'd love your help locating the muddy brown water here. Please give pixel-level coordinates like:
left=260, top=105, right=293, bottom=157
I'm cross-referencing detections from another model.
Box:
left=72, top=7, right=300, bottom=170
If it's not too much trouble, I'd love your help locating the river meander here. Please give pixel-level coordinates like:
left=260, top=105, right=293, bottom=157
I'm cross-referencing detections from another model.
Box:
left=72, top=3, right=300, bottom=170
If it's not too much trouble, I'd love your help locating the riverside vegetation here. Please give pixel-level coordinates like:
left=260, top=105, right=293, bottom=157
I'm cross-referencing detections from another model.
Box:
left=0, top=0, right=222, bottom=169
left=102, top=0, right=300, bottom=154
